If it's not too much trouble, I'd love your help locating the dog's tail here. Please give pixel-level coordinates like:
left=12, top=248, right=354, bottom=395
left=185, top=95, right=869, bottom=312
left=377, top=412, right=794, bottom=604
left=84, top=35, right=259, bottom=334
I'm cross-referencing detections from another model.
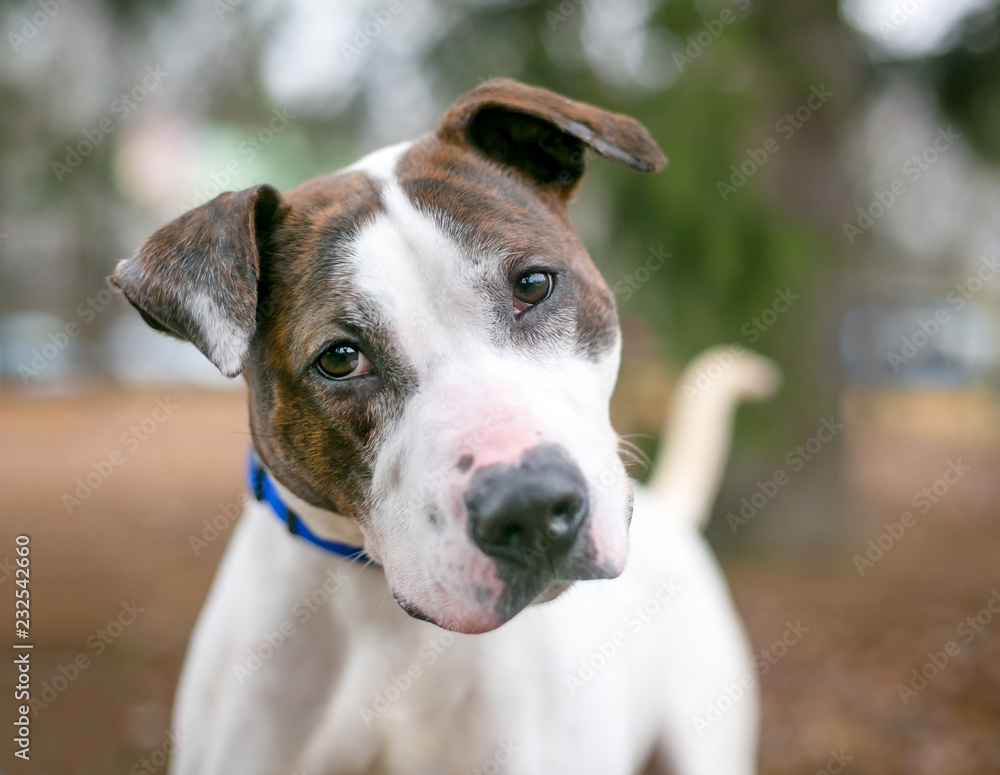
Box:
left=646, top=346, right=781, bottom=531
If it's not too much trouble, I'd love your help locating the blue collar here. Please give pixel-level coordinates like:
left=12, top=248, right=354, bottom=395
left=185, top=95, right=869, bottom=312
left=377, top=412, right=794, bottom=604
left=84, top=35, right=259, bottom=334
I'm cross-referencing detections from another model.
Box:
left=248, top=453, right=372, bottom=563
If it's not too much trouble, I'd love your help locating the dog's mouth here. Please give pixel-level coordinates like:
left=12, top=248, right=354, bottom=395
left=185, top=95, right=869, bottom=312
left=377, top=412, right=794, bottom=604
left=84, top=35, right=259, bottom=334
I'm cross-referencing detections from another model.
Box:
left=491, top=571, right=560, bottom=625
left=390, top=571, right=551, bottom=633
left=391, top=564, right=617, bottom=634
left=533, top=579, right=574, bottom=604
left=391, top=590, right=439, bottom=625
left=391, top=590, right=503, bottom=634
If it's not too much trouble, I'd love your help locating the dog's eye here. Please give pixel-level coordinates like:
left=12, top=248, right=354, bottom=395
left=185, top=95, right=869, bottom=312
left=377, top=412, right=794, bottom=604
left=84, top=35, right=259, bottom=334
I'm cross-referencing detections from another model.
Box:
left=316, top=342, right=372, bottom=380
left=513, top=271, right=553, bottom=312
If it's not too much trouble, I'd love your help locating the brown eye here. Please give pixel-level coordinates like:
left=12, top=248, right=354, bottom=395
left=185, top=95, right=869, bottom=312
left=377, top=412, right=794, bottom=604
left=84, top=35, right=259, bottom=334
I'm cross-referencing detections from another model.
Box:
left=513, top=271, right=553, bottom=312
left=316, top=342, right=371, bottom=380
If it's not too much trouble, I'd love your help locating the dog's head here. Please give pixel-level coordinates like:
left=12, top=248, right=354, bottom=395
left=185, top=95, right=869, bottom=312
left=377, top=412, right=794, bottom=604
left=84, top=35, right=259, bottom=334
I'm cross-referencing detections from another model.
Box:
left=113, top=79, right=665, bottom=633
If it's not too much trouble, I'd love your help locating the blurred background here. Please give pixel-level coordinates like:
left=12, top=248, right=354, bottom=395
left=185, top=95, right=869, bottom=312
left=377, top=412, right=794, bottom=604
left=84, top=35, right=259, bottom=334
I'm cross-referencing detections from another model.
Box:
left=2, top=0, right=1000, bottom=772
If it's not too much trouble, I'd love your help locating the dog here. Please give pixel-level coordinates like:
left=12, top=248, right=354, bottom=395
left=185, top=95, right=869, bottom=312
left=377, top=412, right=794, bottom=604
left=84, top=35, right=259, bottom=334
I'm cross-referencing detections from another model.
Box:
left=112, top=79, right=779, bottom=775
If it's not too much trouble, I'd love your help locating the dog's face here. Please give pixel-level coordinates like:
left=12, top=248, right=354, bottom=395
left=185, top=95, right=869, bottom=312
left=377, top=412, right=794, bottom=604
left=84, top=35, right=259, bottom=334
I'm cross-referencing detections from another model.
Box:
left=113, top=79, right=665, bottom=633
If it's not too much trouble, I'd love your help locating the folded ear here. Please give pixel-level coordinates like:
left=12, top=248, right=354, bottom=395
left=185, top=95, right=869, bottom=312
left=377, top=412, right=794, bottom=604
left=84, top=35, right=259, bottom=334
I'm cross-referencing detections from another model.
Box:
left=110, top=184, right=283, bottom=377
left=438, top=78, right=666, bottom=196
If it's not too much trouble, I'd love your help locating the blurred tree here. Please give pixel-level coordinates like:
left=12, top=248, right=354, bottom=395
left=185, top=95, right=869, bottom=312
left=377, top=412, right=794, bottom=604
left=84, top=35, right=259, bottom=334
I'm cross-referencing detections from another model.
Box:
left=10, top=0, right=999, bottom=452
left=927, top=3, right=1000, bottom=163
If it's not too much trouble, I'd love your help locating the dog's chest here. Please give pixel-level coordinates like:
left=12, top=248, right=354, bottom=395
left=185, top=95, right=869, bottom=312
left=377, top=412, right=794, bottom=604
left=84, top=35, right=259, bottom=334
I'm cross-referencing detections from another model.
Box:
left=304, top=631, right=509, bottom=773
left=296, top=572, right=665, bottom=775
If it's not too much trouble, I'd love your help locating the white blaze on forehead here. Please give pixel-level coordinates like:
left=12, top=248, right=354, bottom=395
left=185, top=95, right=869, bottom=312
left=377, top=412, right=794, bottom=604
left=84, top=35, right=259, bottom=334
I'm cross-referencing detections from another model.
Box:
left=345, top=140, right=413, bottom=181
left=347, top=178, right=494, bottom=362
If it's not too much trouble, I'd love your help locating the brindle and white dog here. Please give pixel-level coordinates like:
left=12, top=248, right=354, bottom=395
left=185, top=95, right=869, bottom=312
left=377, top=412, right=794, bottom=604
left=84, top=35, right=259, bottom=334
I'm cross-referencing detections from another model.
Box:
left=112, top=79, right=777, bottom=775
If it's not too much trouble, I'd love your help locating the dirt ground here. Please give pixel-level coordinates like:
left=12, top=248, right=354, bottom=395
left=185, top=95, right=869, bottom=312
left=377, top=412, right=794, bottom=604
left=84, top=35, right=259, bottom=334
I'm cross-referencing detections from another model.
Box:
left=1, top=386, right=998, bottom=774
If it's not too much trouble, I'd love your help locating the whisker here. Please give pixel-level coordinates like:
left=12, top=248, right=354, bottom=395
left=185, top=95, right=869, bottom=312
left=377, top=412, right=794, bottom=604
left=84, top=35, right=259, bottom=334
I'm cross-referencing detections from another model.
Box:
left=228, top=430, right=279, bottom=439
left=617, top=437, right=652, bottom=471
left=376, top=582, right=394, bottom=612
left=618, top=433, right=654, bottom=442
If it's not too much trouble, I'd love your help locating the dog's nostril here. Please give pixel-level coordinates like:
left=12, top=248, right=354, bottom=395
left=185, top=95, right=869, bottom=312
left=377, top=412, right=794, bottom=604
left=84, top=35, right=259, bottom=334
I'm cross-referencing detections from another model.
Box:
left=498, top=524, right=525, bottom=553
left=470, top=519, right=529, bottom=565
left=551, top=498, right=578, bottom=520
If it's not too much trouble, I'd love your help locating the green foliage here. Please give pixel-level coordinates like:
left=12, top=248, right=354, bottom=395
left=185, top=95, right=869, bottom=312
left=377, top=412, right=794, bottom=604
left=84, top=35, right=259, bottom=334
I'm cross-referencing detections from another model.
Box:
left=928, top=4, right=1000, bottom=163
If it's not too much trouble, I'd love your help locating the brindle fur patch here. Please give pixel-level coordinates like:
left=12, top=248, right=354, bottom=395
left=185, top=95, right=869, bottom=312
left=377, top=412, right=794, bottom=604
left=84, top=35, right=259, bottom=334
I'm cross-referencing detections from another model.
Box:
left=246, top=171, right=413, bottom=522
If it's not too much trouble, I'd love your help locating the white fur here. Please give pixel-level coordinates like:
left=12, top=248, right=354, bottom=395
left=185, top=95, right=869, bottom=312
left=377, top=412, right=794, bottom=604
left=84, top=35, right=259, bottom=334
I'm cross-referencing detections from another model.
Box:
left=346, top=140, right=413, bottom=181
left=186, top=290, right=250, bottom=378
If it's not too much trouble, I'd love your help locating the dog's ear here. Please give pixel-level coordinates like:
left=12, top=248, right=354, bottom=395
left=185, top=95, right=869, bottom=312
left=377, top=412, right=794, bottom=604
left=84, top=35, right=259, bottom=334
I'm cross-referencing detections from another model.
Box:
left=438, top=78, right=666, bottom=196
left=110, top=184, right=283, bottom=377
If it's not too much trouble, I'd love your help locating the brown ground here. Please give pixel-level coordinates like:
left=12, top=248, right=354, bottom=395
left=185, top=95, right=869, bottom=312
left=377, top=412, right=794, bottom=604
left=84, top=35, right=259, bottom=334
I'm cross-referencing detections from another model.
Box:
left=0, top=386, right=998, bottom=774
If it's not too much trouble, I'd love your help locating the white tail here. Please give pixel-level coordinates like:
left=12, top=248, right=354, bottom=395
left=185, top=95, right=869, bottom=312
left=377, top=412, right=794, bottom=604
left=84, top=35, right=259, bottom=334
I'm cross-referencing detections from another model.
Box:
left=646, top=346, right=781, bottom=530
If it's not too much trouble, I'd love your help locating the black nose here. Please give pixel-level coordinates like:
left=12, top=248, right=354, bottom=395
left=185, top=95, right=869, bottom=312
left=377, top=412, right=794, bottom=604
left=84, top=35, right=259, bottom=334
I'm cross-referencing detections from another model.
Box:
left=465, top=445, right=589, bottom=569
